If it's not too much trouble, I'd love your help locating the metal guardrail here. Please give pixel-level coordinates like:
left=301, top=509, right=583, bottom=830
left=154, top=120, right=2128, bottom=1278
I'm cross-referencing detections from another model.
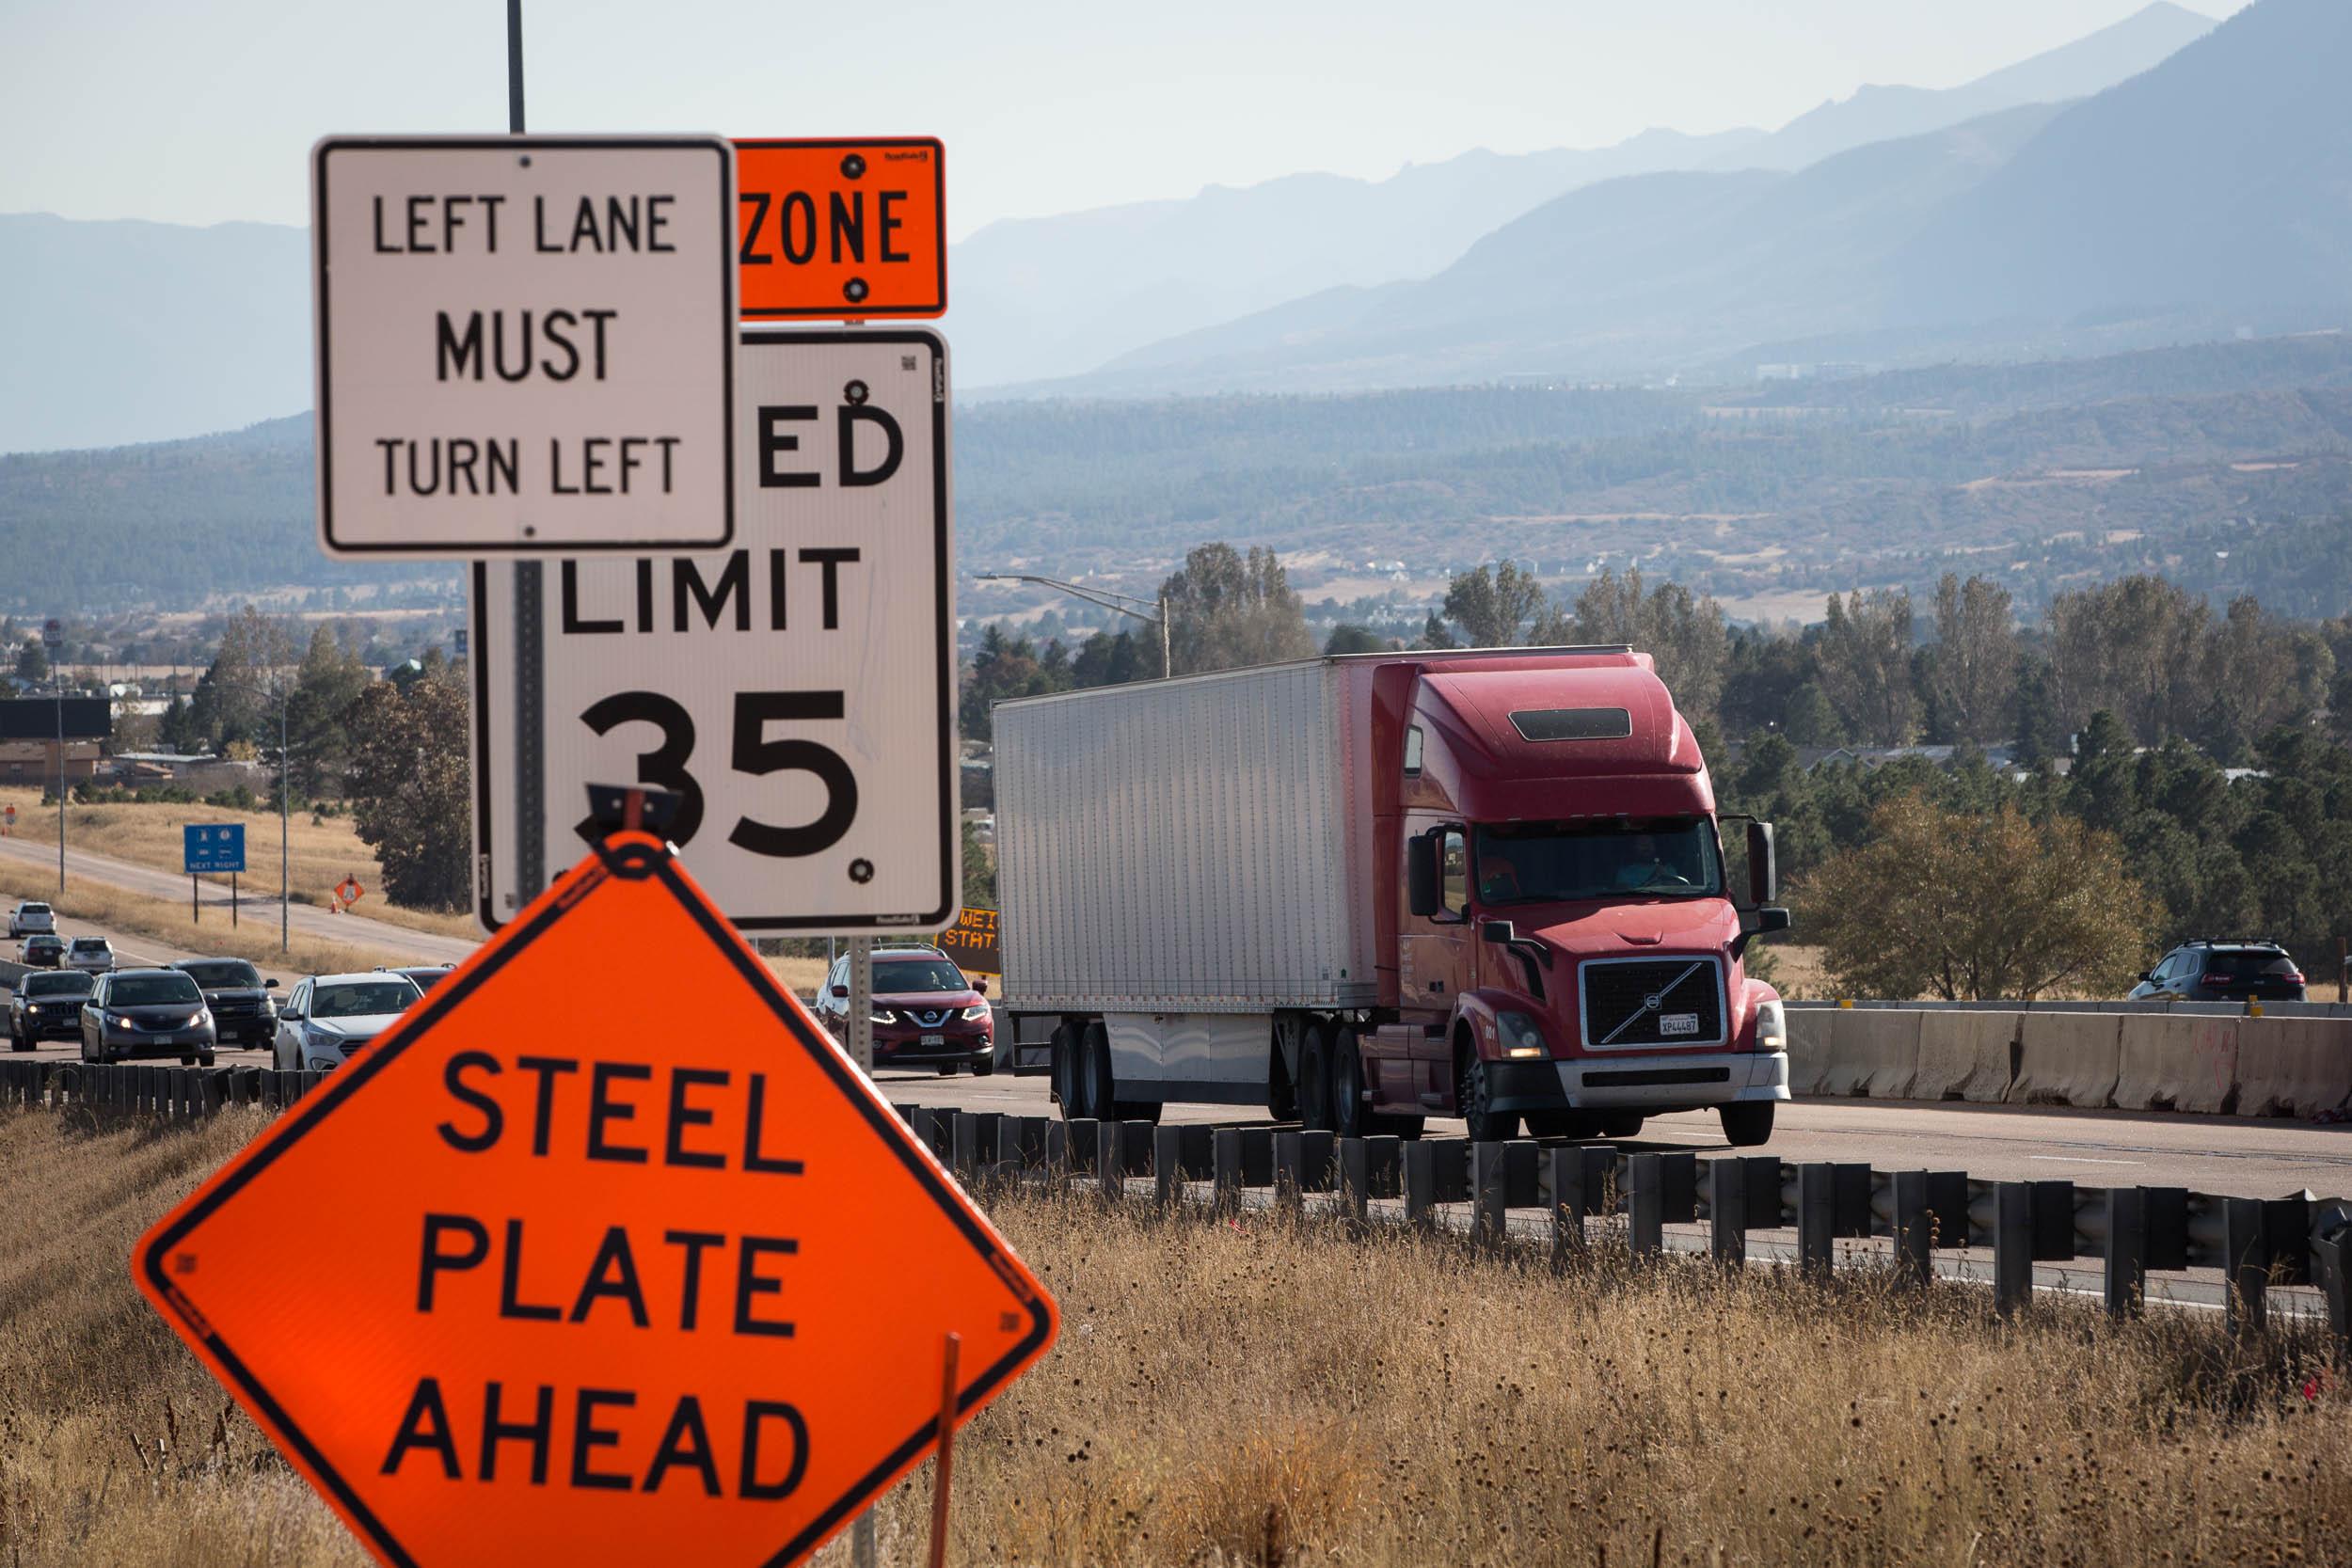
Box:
left=6, top=1056, right=2344, bottom=1338
left=892, top=1104, right=2352, bottom=1340
left=0, top=1057, right=325, bottom=1117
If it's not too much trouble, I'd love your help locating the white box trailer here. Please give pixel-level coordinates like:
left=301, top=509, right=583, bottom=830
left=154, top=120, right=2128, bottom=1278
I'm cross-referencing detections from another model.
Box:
left=997, top=658, right=1379, bottom=1014
left=995, top=659, right=1381, bottom=1113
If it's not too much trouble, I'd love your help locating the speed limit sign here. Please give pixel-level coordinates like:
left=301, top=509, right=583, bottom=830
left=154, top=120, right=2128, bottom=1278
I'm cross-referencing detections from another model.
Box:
left=470, top=328, right=956, bottom=933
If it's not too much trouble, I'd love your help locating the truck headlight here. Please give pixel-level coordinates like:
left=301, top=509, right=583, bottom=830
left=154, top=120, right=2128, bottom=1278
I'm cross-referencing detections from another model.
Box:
left=1495, top=1010, right=1548, bottom=1059
left=1755, top=999, right=1787, bottom=1052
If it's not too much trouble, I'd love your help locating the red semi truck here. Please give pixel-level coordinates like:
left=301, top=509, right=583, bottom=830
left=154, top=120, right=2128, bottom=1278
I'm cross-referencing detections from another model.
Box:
left=993, top=647, right=1790, bottom=1145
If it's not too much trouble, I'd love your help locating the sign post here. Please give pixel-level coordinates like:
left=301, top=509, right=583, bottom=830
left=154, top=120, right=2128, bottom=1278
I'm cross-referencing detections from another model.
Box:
left=135, top=832, right=1055, bottom=1568
left=472, top=329, right=958, bottom=934
left=183, top=824, right=247, bottom=927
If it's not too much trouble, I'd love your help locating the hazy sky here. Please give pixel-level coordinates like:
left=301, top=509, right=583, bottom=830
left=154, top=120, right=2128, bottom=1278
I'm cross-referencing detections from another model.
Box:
left=0, top=0, right=2244, bottom=241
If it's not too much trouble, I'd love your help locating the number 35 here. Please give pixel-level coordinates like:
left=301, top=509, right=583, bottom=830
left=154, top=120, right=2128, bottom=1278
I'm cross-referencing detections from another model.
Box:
left=575, top=690, right=857, bottom=856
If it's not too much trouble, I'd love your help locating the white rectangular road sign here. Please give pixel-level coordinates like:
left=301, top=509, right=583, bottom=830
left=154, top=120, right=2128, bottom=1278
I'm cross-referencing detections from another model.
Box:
left=313, top=135, right=738, bottom=556
left=472, top=329, right=956, bottom=932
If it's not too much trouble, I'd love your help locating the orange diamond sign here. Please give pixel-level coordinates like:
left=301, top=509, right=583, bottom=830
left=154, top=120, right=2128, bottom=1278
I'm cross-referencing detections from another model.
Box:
left=135, top=832, right=1056, bottom=1567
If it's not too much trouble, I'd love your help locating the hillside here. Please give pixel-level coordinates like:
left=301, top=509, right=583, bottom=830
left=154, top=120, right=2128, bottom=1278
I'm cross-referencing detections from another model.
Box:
left=1896, top=0, right=2352, bottom=324
left=0, top=213, right=308, bottom=451
left=0, top=415, right=453, bottom=613
left=13, top=338, right=2347, bottom=622
left=1049, top=0, right=2339, bottom=397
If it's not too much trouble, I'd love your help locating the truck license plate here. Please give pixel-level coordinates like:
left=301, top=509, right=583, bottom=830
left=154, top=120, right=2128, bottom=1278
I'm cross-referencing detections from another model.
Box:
left=1659, top=1013, right=1700, bottom=1037
left=921, top=1033, right=946, bottom=1046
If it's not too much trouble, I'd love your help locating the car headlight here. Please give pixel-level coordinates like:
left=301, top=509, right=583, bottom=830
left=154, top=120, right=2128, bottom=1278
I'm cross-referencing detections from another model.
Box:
left=869, top=1007, right=895, bottom=1024
left=1755, top=999, right=1787, bottom=1052
left=960, top=1005, right=989, bottom=1021
left=1495, top=1010, right=1548, bottom=1059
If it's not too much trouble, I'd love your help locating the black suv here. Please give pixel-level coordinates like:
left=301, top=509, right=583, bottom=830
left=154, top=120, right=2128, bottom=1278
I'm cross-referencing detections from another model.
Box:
left=170, top=958, right=279, bottom=1049
left=2129, top=939, right=2307, bottom=1004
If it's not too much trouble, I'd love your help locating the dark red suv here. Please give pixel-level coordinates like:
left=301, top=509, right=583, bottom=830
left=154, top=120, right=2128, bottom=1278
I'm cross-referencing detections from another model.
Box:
left=815, top=946, right=994, bottom=1075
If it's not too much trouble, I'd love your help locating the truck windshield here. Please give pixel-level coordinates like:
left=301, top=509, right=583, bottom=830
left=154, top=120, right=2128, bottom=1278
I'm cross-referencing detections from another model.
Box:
left=1474, top=818, right=1723, bottom=903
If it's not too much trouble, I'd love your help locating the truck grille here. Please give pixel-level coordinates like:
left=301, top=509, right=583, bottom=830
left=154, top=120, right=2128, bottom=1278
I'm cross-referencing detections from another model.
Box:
left=1580, top=958, right=1725, bottom=1050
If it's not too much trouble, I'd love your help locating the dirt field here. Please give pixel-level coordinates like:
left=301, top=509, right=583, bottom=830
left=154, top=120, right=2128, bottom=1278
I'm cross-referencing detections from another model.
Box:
left=0, top=1112, right=2343, bottom=1566
left=0, top=787, right=475, bottom=942
left=0, top=860, right=395, bottom=976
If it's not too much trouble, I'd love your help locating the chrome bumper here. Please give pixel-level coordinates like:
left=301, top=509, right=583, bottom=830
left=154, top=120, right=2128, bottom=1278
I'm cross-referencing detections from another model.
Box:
left=1554, top=1049, right=1788, bottom=1109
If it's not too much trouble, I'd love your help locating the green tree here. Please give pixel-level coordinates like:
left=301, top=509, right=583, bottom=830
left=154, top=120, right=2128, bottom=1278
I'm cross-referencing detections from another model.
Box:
left=1159, top=543, right=1314, bottom=675
left=12, top=639, right=48, bottom=684
left=345, top=667, right=471, bottom=911
left=1569, top=567, right=1727, bottom=727
left=961, top=818, right=996, bottom=907
left=1324, top=624, right=1391, bottom=656
left=1441, top=562, right=1547, bottom=647
left=1816, top=588, right=1916, bottom=747
left=1804, top=795, right=2157, bottom=1001
left=1926, top=574, right=2018, bottom=742
left=283, top=624, right=372, bottom=798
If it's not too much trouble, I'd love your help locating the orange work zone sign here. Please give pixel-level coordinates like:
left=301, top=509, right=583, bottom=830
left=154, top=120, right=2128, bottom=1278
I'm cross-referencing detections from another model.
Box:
left=734, top=139, right=946, bottom=319
left=135, top=832, right=1056, bottom=1568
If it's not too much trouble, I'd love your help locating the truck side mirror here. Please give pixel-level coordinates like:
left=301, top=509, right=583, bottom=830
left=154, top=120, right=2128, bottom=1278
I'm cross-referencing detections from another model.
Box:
left=1744, top=820, right=1778, bottom=908
left=1406, top=832, right=1440, bottom=918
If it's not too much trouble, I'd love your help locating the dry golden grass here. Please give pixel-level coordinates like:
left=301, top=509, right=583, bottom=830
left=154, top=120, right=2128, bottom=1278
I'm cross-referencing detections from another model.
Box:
left=0, top=861, right=394, bottom=978
left=1, top=1112, right=2344, bottom=1566
left=767, top=954, right=830, bottom=998
left=0, top=786, right=476, bottom=941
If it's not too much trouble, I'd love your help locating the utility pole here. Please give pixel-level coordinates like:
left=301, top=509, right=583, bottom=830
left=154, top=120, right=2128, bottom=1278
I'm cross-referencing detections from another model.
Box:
left=53, top=680, right=65, bottom=895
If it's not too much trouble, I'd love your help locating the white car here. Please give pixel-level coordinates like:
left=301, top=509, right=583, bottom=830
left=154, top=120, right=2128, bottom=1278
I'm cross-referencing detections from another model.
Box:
left=62, top=936, right=115, bottom=975
left=272, top=973, right=423, bottom=1071
left=8, top=902, right=55, bottom=939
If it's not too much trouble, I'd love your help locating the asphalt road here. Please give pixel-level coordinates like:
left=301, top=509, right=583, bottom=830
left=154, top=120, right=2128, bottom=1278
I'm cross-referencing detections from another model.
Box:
left=854, top=1069, right=2352, bottom=1198
left=0, top=832, right=474, bottom=965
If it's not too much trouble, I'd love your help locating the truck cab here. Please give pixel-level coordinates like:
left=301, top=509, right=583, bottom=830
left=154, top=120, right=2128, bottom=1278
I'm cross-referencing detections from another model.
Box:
left=1372, top=653, right=1789, bottom=1144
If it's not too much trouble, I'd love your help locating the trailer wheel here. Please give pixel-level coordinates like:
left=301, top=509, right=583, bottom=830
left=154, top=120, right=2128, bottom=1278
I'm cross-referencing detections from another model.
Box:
left=1328, top=1026, right=1368, bottom=1138
left=1296, top=1020, right=1333, bottom=1132
left=1456, top=1047, right=1518, bottom=1143
left=1077, top=1022, right=1115, bottom=1120
left=1049, top=1022, right=1080, bottom=1115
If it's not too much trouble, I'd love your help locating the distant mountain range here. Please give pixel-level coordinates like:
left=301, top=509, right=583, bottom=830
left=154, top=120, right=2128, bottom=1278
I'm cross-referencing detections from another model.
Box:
left=950, top=1, right=2215, bottom=387
left=0, top=4, right=2222, bottom=452
left=1040, top=0, right=2345, bottom=396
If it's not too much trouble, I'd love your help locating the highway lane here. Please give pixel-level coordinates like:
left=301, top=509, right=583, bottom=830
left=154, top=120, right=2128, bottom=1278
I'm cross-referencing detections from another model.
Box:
left=857, top=1070, right=2352, bottom=1197
left=0, top=832, right=474, bottom=966
left=8, top=966, right=2345, bottom=1196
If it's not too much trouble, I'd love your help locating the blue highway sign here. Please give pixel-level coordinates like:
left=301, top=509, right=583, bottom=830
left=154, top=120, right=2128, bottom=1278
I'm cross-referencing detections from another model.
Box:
left=183, top=823, right=246, bottom=875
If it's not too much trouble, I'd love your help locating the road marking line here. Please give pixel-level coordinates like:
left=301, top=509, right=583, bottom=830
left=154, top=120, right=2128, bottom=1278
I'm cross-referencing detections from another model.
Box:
left=2028, top=1154, right=2143, bottom=1165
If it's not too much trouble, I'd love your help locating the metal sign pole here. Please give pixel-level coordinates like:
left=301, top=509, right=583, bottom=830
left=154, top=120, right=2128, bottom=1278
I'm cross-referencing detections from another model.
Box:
left=847, top=933, right=879, bottom=1568
left=507, top=0, right=548, bottom=907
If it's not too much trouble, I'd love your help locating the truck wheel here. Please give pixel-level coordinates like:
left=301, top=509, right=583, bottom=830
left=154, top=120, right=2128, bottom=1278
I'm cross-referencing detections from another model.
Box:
left=1374, top=1113, right=1427, bottom=1140
left=1113, top=1098, right=1163, bottom=1125
left=1077, top=1022, right=1114, bottom=1120
left=1328, top=1026, right=1367, bottom=1139
left=1600, top=1113, right=1645, bottom=1139
left=1049, top=1023, right=1080, bottom=1114
left=1457, top=1051, right=1518, bottom=1143
left=1296, top=1021, right=1333, bottom=1132
left=1720, top=1102, right=1774, bottom=1148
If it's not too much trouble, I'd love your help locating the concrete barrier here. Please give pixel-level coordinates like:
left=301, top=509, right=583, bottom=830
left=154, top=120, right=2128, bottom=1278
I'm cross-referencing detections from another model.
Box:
left=2115, top=1014, right=2239, bottom=1115
left=1914, top=1010, right=2018, bottom=1102
left=1816, top=1009, right=1920, bottom=1099
left=2233, top=1017, right=2352, bottom=1119
left=1785, top=1008, right=1836, bottom=1096
left=2009, top=1012, right=2121, bottom=1109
